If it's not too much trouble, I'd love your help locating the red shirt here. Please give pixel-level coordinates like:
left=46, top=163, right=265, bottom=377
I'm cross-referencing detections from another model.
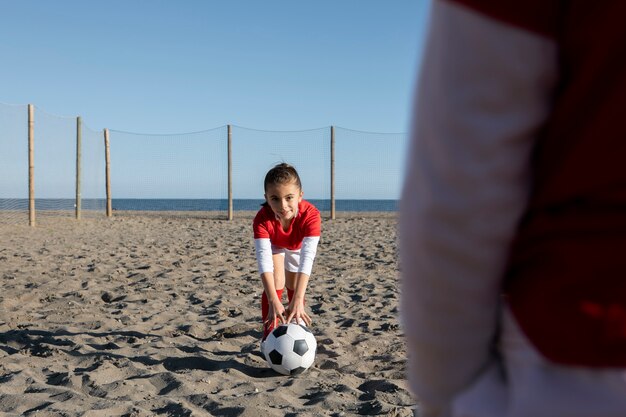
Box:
left=253, top=200, right=321, bottom=250
left=454, top=0, right=626, bottom=366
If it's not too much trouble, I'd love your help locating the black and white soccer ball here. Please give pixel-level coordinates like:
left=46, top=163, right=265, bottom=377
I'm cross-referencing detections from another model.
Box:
left=262, top=323, right=317, bottom=376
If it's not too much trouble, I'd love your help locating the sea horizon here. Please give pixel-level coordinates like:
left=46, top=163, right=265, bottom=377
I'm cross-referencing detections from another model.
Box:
left=0, top=198, right=398, bottom=212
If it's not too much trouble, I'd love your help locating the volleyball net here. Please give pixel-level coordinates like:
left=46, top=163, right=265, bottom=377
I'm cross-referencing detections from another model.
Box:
left=0, top=103, right=28, bottom=224
left=0, top=104, right=105, bottom=224
left=108, top=127, right=228, bottom=216
left=1, top=103, right=407, bottom=224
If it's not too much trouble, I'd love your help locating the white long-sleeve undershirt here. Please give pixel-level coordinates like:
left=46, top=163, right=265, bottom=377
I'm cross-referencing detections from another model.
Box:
left=254, top=236, right=320, bottom=276
left=254, top=238, right=274, bottom=274
left=298, top=236, right=319, bottom=275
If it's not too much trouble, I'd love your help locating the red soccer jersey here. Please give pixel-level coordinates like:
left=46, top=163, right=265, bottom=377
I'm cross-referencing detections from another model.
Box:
left=253, top=200, right=321, bottom=250
left=450, top=0, right=626, bottom=366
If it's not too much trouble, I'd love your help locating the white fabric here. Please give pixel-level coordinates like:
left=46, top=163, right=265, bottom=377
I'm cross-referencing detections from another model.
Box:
left=399, top=1, right=557, bottom=414
left=452, top=308, right=626, bottom=417
left=254, top=238, right=273, bottom=274
left=271, top=245, right=301, bottom=273
left=298, top=236, right=319, bottom=276
left=255, top=236, right=319, bottom=275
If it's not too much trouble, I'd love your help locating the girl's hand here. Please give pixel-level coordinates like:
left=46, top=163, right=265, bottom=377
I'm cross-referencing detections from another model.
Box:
left=265, top=298, right=286, bottom=330
left=285, top=299, right=312, bottom=326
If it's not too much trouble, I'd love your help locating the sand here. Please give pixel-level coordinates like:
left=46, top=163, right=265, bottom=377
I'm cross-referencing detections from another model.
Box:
left=0, top=213, right=415, bottom=416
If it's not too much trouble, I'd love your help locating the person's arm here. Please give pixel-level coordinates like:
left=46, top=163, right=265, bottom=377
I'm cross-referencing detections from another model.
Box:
left=400, top=1, right=558, bottom=414
left=286, top=235, right=320, bottom=325
left=254, top=237, right=285, bottom=326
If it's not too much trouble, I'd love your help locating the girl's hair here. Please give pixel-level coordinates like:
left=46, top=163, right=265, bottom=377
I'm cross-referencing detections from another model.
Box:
left=264, top=163, right=302, bottom=192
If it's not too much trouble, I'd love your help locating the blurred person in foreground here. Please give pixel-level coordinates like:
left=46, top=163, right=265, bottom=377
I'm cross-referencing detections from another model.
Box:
left=399, top=1, right=626, bottom=416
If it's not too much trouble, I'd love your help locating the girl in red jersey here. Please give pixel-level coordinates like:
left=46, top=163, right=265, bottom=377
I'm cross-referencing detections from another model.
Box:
left=253, top=163, right=321, bottom=342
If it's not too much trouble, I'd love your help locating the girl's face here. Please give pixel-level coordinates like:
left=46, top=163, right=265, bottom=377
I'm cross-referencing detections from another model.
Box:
left=264, top=181, right=303, bottom=224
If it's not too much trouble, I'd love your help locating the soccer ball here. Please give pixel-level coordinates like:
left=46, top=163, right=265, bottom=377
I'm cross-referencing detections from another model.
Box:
left=262, top=323, right=317, bottom=376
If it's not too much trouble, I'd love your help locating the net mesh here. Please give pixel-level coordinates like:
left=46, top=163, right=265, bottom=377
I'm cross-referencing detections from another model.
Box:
left=81, top=123, right=106, bottom=217
left=108, top=127, right=228, bottom=216
left=2, top=102, right=408, bottom=223
left=0, top=103, right=28, bottom=224
left=0, top=104, right=107, bottom=224
left=231, top=126, right=330, bottom=213
left=35, top=107, right=77, bottom=217
left=334, top=127, right=406, bottom=216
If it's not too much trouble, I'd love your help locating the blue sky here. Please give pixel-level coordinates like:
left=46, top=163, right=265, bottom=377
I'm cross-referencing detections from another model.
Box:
left=1, top=0, right=430, bottom=133
left=0, top=1, right=431, bottom=201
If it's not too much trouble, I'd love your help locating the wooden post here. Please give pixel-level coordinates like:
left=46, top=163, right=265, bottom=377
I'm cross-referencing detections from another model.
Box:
left=227, top=124, right=233, bottom=221
left=330, top=125, right=336, bottom=220
left=28, top=104, right=35, bottom=227
left=104, top=128, right=112, bottom=217
left=75, top=116, right=82, bottom=220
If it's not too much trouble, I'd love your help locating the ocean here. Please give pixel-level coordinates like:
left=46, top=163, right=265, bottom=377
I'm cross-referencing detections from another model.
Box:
left=0, top=199, right=398, bottom=212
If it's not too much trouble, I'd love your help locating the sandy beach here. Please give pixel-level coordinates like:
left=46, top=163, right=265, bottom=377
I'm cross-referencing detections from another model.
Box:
left=0, top=213, right=414, bottom=416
